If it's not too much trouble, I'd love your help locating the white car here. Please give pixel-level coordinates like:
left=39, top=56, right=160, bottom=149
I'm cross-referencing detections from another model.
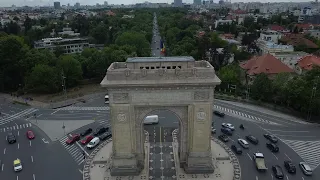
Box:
left=211, top=128, right=216, bottom=134
left=222, top=123, right=235, bottom=131
left=299, top=162, right=312, bottom=176
left=238, top=139, right=249, bottom=149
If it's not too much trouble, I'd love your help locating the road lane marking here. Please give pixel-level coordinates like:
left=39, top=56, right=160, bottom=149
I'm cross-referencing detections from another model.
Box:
left=42, top=138, right=49, bottom=144
left=273, top=134, right=316, bottom=138
left=37, top=114, right=42, bottom=118
left=284, top=153, right=292, bottom=161
left=247, top=153, right=252, bottom=160
left=17, top=176, right=18, bottom=180
left=17, top=131, right=19, bottom=136
left=229, top=138, right=235, bottom=142
left=255, top=176, right=258, bottom=180
left=286, top=175, right=289, bottom=180
left=17, top=143, right=19, bottom=149
left=3, top=148, right=6, bottom=154
left=1, top=164, right=4, bottom=171
left=302, top=177, right=304, bottom=180
left=235, top=134, right=240, bottom=138
left=271, top=174, right=273, bottom=180
left=264, top=129, right=309, bottom=133
left=79, top=169, right=83, bottom=174
left=30, top=141, right=32, bottom=147
left=272, top=153, right=278, bottom=160
left=51, top=109, right=60, bottom=115
left=33, top=174, right=36, bottom=180
left=75, top=142, right=90, bottom=156
left=31, top=156, right=34, bottom=162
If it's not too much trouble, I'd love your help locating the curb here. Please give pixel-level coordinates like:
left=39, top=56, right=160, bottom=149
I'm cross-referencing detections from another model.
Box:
left=83, top=138, right=113, bottom=180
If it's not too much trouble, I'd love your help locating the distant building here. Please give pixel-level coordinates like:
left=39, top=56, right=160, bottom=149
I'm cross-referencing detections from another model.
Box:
left=258, top=30, right=282, bottom=44
left=194, top=0, right=201, bottom=5
left=54, top=2, right=61, bottom=9
left=271, top=51, right=309, bottom=70
left=34, top=37, right=91, bottom=54
left=295, top=55, right=320, bottom=74
left=75, top=2, right=80, bottom=9
left=258, top=41, right=294, bottom=55
left=174, top=0, right=183, bottom=7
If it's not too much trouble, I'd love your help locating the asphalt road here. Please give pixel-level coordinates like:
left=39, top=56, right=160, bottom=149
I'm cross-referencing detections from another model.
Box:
left=213, top=113, right=319, bottom=180
left=152, top=14, right=163, bottom=57
left=145, top=109, right=179, bottom=179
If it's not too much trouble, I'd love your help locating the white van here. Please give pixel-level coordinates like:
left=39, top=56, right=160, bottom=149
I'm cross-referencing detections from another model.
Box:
left=143, top=115, right=159, bottom=125
left=87, top=137, right=100, bottom=149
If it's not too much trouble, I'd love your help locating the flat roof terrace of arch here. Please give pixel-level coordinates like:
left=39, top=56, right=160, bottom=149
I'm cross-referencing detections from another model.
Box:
left=126, top=56, right=195, bottom=63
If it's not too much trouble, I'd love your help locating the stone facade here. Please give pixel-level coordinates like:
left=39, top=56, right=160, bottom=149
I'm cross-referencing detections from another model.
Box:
left=100, top=56, right=221, bottom=176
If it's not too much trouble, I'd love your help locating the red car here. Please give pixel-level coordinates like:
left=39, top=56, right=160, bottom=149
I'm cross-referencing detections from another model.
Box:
left=66, top=134, right=80, bottom=145
left=26, top=130, right=35, bottom=139
left=80, top=135, right=94, bottom=145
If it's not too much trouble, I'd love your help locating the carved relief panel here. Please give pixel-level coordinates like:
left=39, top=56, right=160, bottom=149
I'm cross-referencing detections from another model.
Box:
left=112, top=93, right=129, bottom=103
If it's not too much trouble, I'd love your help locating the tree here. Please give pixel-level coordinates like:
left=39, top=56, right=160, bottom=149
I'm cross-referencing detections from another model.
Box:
left=90, top=23, right=109, bottom=44
left=24, top=16, right=33, bottom=35
left=218, top=63, right=241, bottom=85
left=56, top=55, right=83, bottom=87
left=115, top=31, right=150, bottom=56
left=250, top=73, right=272, bottom=101
left=25, top=65, right=59, bottom=93
left=271, top=72, right=293, bottom=104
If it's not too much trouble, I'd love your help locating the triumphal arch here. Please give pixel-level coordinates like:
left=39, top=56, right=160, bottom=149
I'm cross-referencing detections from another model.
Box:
left=100, top=56, right=221, bottom=176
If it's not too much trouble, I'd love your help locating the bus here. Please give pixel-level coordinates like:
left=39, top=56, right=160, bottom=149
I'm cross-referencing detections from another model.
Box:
left=105, top=95, right=109, bottom=104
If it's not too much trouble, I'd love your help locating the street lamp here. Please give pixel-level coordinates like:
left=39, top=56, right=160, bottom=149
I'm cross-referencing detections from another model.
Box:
left=61, top=70, right=67, bottom=105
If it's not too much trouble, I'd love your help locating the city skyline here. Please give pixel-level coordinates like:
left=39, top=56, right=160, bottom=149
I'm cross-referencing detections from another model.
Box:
left=0, top=0, right=314, bottom=7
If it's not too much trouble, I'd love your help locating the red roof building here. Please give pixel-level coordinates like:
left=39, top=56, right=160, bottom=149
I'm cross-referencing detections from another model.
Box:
left=295, top=24, right=314, bottom=31
left=240, top=54, right=294, bottom=82
left=267, top=25, right=286, bottom=32
left=296, top=55, right=320, bottom=74
left=280, top=33, right=318, bottom=49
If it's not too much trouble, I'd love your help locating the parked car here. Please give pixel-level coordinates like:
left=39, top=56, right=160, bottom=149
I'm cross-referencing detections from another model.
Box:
left=81, top=135, right=94, bottom=145
left=214, top=111, right=225, bottom=117
left=99, top=132, right=112, bottom=141
left=66, top=134, right=80, bottom=145
left=264, top=134, right=278, bottom=143
left=221, top=127, right=233, bottom=136
left=7, top=132, right=16, bottom=144
left=222, top=123, right=234, bottom=131
left=87, top=137, right=100, bottom=149
left=231, top=145, right=242, bottom=155
left=299, top=162, right=312, bottom=176
left=266, top=142, right=279, bottom=152
left=26, top=130, right=35, bottom=140
left=284, top=160, right=296, bottom=174
left=218, top=135, right=229, bottom=142
left=94, top=126, right=109, bottom=136
left=80, top=128, right=92, bottom=136
left=238, top=139, right=249, bottom=149
left=246, top=135, right=259, bottom=145
left=272, top=165, right=284, bottom=179
left=211, top=128, right=216, bottom=134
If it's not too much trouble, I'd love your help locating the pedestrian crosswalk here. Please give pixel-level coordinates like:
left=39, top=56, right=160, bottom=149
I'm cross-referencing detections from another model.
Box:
left=0, top=123, right=32, bottom=132
left=59, top=135, right=85, bottom=165
left=59, top=106, right=110, bottom=111
left=281, top=139, right=320, bottom=170
left=0, top=108, right=38, bottom=126
left=97, top=120, right=110, bottom=126
left=213, top=105, right=278, bottom=125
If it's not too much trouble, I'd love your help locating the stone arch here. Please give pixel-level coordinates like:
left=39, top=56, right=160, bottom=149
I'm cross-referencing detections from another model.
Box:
left=134, top=106, right=188, bottom=164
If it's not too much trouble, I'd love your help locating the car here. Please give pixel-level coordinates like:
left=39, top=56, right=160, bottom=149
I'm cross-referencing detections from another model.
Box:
left=94, top=126, right=109, bottom=136
left=238, top=139, right=249, bottom=149
left=80, top=128, right=92, bottom=136
left=264, top=134, right=278, bottom=143
left=245, top=135, right=259, bottom=145
left=211, top=128, right=216, bottom=134
left=214, top=111, right=225, bottom=117
left=81, top=135, right=94, bottom=145
left=66, top=134, right=80, bottom=145
left=7, top=132, right=16, bottom=144
left=231, top=145, right=242, bottom=155
left=221, top=127, right=233, bottom=136
left=26, top=130, right=35, bottom=139
left=272, top=165, right=284, bottom=179
left=284, top=160, right=296, bottom=174
left=99, top=132, right=112, bottom=141
left=266, top=142, right=279, bottom=152
left=299, top=162, right=312, bottom=176
left=222, top=123, right=234, bottom=131
left=218, top=135, right=229, bottom=142
left=13, top=159, right=22, bottom=172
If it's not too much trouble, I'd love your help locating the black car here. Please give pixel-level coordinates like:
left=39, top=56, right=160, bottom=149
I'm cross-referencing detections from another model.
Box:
left=266, top=142, right=279, bottom=152
left=218, top=135, right=229, bottom=142
left=245, top=135, right=259, bottom=145
left=272, top=165, right=284, bottom=179
left=264, top=134, right=278, bottom=143
left=80, top=128, right=92, bottom=136
left=99, top=132, right=112, bottom=141
left=7, top=132, right=16, bottom=144
left=231, top=145, right=242, bottom=155
left=284, top=160, right=296, bottom=174
left=94, top=126, right=109, bottom=136
left=214, top=111, right=225, bottom=117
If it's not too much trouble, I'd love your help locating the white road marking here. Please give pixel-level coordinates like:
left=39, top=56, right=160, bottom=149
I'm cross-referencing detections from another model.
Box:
left=31, top=156, right=34, bottom=162
left=17, top=176, right=19, bottom=180
left=17, top=143, right=19, bottom=149
left=284, top=153, right=292, bottom=161
left=301, top=177, right=304, bottom=180
left=255, top=176, right=258, bottom=180
left=274, top=134, right=316, bottom=138
left=42, top=138, right=49, bottom=144
left=17, top=131, right=19, bottom=136
left=79, top=169, right=83, bottom=174
left=3, top=148, right=6, bottom=154
left=51, top=109, right=60, bottom=115
left=272, top=153, right=278, bottom=160
left=75, top=142, right=90, bottom=156
left=229, top=138, right=235, bottom=142
left=30, top=141, right=32, bottom=147
left=271, top=174, right=273, bottom=180
left=5, top=135, right=7, bottom=140
left=235, top=134, right=240, bottom=138
left=286, top=175, right=289, bottom=180
left=37, top=114, right=42, bottom=118
left=247, top=153, right=252, bottom=160
left=1, top=164, right=4, bottom=171
left=33, top=174, right=36, bottom=180
left=264, top=129, right=309, bottom=133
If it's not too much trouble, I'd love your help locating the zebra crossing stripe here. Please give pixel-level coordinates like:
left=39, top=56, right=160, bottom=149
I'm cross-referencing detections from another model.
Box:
left=281, top=139, right=320, bottom=170
left=0, top=108, right=38, bottom=126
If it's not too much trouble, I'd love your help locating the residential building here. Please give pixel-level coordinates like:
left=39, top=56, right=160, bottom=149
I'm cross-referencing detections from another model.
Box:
left=240, top=54, right=295, bottom=84
left=305, top=29, right=320, bottom=39
left=258, top=41, right=294, bottom=54
left=55, top=27, right=80, bottom=37
left=295, top=55, right=320, bottom=74
left=264, top=25, right=289, bottom=33
left=54, top=2, right=61, bottom=9
left=34, top=37, right=90, bottom=54
left=279, top=33, right=318, bottom=50
left=214, top=19, right=233, bottom=28
left=194, top=0, right=202, bottom=5
left=258, top=30, right=282, bottom=44
left=174, top=0, right=183, bottom=7
left=271, top=51, right=309, bottom=70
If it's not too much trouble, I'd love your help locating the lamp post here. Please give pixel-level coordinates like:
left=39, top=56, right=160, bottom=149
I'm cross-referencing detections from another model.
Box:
left=61, top=70, right=67, bottom=105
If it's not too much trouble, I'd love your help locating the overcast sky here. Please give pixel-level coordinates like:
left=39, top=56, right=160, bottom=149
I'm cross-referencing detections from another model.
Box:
left=0, top=0, right=310, bottom=7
